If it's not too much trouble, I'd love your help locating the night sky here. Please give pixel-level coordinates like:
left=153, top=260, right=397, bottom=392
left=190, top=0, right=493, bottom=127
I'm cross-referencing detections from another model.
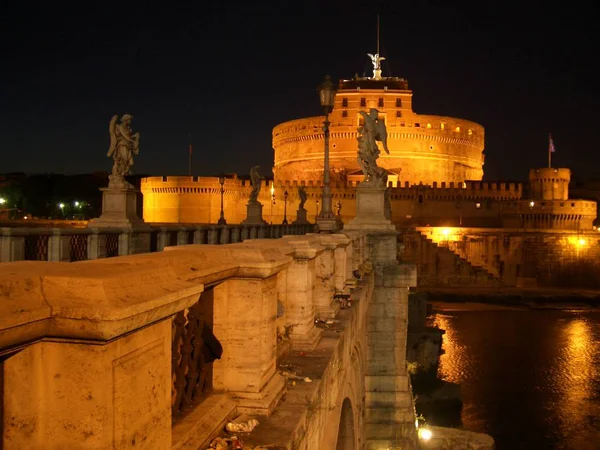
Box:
left=1, top=2, right=598, bottom=181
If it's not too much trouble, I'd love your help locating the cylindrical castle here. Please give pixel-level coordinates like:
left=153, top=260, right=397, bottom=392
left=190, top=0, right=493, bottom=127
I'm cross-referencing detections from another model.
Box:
left=273, top=77, right=485, bottom=186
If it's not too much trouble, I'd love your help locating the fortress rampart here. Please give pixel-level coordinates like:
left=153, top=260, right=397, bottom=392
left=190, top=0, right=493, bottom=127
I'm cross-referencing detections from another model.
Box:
left=141, top=175, right=595, bottom=231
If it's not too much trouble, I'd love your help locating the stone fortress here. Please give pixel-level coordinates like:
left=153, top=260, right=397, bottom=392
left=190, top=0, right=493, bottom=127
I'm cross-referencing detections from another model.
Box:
left=141, top=55, right=597, bottom=233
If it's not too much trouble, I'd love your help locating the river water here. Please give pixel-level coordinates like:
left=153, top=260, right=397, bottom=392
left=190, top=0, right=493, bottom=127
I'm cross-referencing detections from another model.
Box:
left=429, top=306, right=600, bottom=450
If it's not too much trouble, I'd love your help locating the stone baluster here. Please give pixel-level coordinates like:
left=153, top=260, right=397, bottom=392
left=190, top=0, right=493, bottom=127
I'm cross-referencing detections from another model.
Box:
left=0, top=228, right=24, bottom=262
left=177, top=229, right=188, bottom=246
left=220, top=227, right=230, bottom=244
left=48, top=228, right=70, bottom=262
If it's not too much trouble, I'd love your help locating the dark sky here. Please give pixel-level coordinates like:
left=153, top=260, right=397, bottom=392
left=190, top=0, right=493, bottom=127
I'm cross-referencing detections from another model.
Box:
left=1, top=1, right=598, bottom=181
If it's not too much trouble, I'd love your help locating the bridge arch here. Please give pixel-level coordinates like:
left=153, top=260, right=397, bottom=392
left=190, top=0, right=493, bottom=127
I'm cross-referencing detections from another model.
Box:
left=336, top=398, right=356, bottom=450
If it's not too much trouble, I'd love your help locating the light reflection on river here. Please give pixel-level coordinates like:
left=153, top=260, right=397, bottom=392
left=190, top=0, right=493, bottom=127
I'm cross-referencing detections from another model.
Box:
left=430, top=308, right=600, bottom=450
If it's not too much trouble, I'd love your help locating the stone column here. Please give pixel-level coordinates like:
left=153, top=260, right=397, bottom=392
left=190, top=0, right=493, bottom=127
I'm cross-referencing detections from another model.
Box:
left=0, top=228, right=24, bottom=262
left=285, top=240, right=322, bottom=350
left=212, top=274, right=286, bottom=415
left=365, top=233, right=418, bottom=448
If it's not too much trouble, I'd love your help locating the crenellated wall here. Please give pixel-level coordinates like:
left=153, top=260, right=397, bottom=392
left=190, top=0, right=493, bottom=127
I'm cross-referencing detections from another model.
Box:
left=140, top=175, right=596, bottom=231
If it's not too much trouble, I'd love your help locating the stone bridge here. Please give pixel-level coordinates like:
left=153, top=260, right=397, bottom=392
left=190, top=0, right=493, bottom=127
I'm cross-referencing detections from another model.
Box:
left=0, top=228, right=418, bottom=449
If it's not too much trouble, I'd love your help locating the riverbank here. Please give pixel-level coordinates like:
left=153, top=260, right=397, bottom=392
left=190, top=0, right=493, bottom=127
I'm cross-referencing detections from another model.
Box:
left=420, top=286, right=600, bottom=310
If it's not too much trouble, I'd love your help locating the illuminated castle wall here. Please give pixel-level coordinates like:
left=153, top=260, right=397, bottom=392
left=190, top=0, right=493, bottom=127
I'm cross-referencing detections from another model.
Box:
left=140, top=69, right=596, bottom=231
left=273, top=78, right=485, bottom=186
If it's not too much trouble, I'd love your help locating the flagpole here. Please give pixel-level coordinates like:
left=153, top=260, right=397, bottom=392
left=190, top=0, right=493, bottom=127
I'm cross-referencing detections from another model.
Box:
left=548, top=133, right=552, bottom=168
left=188, top=133, right=192, bottom=176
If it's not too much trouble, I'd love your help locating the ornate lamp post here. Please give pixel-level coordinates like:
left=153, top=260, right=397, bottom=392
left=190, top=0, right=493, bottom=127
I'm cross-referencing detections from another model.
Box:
left=270, top=183, right=275, bottom=224
left=316, top=75, right=338, bottom=232
left=218, top=174, right=227, bottom=225
left=282, top=190, right=289, bottom=224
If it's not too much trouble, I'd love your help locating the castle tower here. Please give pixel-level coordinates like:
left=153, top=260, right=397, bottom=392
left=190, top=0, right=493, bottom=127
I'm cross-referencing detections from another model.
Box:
left=528, top=168, right=571, bottom=201
left=272, top=54, right=485, bottom=186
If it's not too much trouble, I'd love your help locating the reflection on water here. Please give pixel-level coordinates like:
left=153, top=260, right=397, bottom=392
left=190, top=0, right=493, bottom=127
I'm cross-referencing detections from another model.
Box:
left=430, top=309, right=600, bottom=450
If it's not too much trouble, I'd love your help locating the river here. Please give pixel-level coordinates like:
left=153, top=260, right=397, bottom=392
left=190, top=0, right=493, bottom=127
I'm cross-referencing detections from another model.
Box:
left=429, top=304, right=600, bottom=450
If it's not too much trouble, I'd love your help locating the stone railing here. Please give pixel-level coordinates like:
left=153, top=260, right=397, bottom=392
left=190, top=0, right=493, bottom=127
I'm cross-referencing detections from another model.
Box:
left=0, top=229, right=418, bottom=449
left=0, top=222, right=315, bottom=263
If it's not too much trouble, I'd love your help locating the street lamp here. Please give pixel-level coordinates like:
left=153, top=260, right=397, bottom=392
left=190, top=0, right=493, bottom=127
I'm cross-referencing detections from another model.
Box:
left=58, top=202, right=65, bottom=219
left=282, top=190, right=289, bottom=224
left=270, top=183, right=275, bottom=224
left=316, top=75, right=338, bottom=232
left=0, top=198, right=6, bottom=205
left=218, top=174, right=227, bottom=225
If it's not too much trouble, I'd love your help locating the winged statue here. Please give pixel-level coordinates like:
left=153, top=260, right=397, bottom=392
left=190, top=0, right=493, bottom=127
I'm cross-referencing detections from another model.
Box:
left=107, top=114, right=140, bottom=186
left=367, top=53, right=385, bottom=71
left=356, top=108, right=390, bottom=186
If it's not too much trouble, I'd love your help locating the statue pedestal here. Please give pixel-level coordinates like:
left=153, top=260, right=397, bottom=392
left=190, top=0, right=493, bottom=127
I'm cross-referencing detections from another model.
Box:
left=241, top=201, right=268, bottom=225
left=88, top=186, right=149, bottom=230
left=292, top=208, right=310, bottom=225
left=345, top=183, right=395, bottom=232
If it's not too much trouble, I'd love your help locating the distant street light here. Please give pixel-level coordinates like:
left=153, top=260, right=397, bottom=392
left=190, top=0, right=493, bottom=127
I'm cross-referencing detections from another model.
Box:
left=282, top=190, right=289, bottom=225
left=218, top=174, right=227, bottom=225
left=74, top=201, right=80, bottom=207
left=0, top=197, right=6, bottom=205
left=59, top=203, right=65, bottom=209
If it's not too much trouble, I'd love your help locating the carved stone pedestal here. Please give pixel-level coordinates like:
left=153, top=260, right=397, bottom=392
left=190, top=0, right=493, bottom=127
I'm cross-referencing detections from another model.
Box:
left=241, top=201, right=268, bottom=225
left=88, top=187, right=147, bottom=229
left=345, top=184, right=395, bottom=232
left=87, top=186, right=151, bottom=255
left=292, top=207, right=310, bottom=225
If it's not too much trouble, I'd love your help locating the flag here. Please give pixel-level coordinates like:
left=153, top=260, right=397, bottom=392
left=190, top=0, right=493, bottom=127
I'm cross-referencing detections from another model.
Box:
left=549, top=134, right=556, bottom=153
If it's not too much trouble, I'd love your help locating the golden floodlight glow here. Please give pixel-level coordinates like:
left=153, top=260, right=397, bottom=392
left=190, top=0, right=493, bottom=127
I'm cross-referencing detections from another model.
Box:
left=270, top=183, right=275, bottom=196
left=442, top=228, right=451, bottom=236
left=578, top=238, right=587, bottom=246
left=418, top=428, right=433, bottom=441
left=529, top=201, right=535, bottom=207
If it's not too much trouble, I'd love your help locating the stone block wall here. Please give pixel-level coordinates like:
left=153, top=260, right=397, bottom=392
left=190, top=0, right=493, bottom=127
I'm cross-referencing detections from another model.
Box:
left=417, top=227, right=600, bottom=289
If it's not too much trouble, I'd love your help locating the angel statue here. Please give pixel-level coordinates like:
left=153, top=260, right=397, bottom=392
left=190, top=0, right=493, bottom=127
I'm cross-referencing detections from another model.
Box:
left=357, top=108, right=389, bottom=186
left=367, top=53, right=385, bottom=79
left=298, top=185, right=307, bottom=210
left=249, top=166, right=264, bottom=203
left=107, top=114, right=140, bottom=187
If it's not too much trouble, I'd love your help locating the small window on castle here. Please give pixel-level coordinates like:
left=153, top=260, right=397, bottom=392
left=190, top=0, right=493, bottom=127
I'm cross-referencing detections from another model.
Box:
left=571, top=202, right=575, bottom=207
left=418, top=194, right=424, bottom=204
left=396, top=110, right=402, bottom=117
left=396, top=98, right=402, bottom=107
left=560, top=202, right=564, bottom=207
left=342, top=98, right=348, bottom=107
left=455, top=126, right=461, bottom=132
left=468, top=129, right=473, bottom=136
left=401, top=122, right=406, bottom=127
left=378, top=98, right=384, bottom=107
left=342, top=110, right=348, bottom=117
left=427, top=123, right=432, bottom=129
left=441, top=122, right=446, bottom=130
left=360, top=98, right=366, bottom=107
left=415, top=123, right=420, bottom=127
left=476, top=202, right=481, bottom=209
